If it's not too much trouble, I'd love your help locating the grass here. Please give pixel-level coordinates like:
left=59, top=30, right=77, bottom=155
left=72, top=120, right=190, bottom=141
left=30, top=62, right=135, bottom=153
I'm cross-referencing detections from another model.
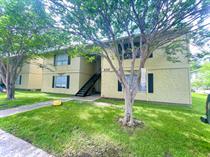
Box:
left=0, top=93, right=209, bottom=157
left=0, top=90, right=69, bottom=110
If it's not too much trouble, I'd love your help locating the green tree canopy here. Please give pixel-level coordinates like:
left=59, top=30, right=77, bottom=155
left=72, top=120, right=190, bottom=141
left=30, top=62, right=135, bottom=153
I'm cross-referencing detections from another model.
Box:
left=192, top=62, right=210, bottom=89
left=0, top=0, right=67, bottom=99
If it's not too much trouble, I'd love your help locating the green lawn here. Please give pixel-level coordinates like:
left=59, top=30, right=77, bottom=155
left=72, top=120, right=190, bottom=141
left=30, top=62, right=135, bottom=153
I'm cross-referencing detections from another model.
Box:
left=0, top=90, right=69, bottom=110
left=0, top=93, right=209, bottom=157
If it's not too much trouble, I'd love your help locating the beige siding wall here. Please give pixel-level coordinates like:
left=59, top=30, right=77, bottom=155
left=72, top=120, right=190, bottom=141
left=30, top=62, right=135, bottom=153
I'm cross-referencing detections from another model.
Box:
left=16, top=58, right=43, bottom=90
left=15, top=74, right=29, bottom=89
left=102, top=48, right=189, bottom=70
left=101, top=44, right=192, bottom=105
left=101, top=68, right=191, bottom=104
left=41, top=56, right=96, bottom=94
left=79, top=57, right=95, bottom=88
left=147, top=68, right=191, bottom=104
left=42, top=72, right=80, bottom=94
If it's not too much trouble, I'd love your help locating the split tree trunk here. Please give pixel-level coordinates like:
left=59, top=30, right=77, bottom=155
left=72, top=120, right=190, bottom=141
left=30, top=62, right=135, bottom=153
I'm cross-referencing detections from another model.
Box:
left=5, top=68, right=17, bottom=100
left=0, top=56, right=25, bottom=100
left=6, top=83, right=15, bottom=100
left=121, top=60, right=146, bottom=127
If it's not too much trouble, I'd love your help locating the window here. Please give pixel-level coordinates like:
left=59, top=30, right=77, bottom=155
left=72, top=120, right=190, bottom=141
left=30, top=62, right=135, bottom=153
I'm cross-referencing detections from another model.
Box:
left=118, top=42, right=154, bottom=60
left=121, top=71, right=146, bottom=93
left=16, top=75, right=22, bottom=85
left=149, top=53, right=153, bottom=58
left=148, top=73, right=154, bottom=93
left=118, top=81, right=122, bottom=92
left=118, top=42, right=140, bottom=60
left=139, top=68, right=147, bottom=92
left=52, top=75, right=70, bottom=88
left=54, top=54, right=70, bottom=66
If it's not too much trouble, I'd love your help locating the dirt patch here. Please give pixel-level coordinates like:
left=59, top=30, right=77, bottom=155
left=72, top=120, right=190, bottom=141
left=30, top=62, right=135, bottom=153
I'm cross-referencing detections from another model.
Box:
left=118, top=117, right=144, bottom=128
left=63, top=131, right=123, bottom=157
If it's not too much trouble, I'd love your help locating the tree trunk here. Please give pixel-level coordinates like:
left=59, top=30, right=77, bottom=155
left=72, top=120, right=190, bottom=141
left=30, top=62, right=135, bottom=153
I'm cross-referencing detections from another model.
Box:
left=6, top=83, right=15, bottom=100
left=123, top=86, right=135, bottom=126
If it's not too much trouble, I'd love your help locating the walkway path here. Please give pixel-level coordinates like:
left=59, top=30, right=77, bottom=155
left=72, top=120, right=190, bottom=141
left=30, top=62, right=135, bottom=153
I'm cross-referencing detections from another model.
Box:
left=70, top=94, right=100, bottom=102
left=0, top=98, right=73, bottom=118
left=0, top=129, right=53, bottom=157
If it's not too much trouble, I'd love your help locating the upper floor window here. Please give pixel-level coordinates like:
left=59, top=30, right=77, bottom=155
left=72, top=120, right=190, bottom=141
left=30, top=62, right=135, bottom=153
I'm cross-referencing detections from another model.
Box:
left=118, top=42, right=153, bottom=60
left=118, top=42, right=140, bottom=60
left=54, top=54, right=70, bottom=66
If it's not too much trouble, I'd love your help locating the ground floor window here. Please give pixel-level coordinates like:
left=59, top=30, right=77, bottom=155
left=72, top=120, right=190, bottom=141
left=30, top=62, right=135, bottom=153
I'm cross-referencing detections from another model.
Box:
left=52, top=75, right=70, bottom=89
left=148, top=73, right=154, bottom=93
left=117, top=70, right=153, bottom=93
left=118, top=81, right=122, bottom=92
left=125, top=73, right=146, bottom=92
left=16, top=75, right=22, bottom=85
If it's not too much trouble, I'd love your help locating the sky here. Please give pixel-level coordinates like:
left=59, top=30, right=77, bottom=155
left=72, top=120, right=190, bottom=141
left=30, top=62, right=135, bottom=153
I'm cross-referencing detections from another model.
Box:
left=190, top=16, right=210, bottom=55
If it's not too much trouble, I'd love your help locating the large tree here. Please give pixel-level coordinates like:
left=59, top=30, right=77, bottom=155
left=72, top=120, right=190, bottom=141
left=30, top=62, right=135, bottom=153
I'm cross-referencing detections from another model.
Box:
left=48, top=0, right=210, bottom=126
left=0, top=0, right=65, bottom=100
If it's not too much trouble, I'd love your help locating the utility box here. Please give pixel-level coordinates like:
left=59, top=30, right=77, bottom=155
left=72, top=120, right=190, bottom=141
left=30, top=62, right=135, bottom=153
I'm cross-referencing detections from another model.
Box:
left=207, top=94, right=210, bottom=124
left=200, top=94, right=210, bottom=124
left=53, top=100, right=62, bottom=106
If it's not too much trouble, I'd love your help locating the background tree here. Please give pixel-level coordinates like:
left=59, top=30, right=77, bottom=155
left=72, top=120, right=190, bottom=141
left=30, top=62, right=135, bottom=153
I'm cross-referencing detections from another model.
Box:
left=190, top=26, right=210, bottom=70
left=48, top=0, right=210, bottom=126
left=0, top=0, right=66, bottom=100
left=192, top=62, right=210, bottom=90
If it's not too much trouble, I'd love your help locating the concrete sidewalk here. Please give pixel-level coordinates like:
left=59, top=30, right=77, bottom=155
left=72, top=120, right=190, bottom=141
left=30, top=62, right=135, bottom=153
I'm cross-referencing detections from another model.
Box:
left=0, top=95, right=101, bottom=118
left=0, top=98, right=73, bottom=118
left=0, top=129, right=54, bottom=157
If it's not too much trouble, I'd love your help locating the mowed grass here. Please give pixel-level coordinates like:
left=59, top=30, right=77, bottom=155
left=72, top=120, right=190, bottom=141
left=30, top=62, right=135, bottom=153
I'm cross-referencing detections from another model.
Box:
left=0, top=90, right=69, bottom=110
left=0, top=93, right=209, bottom=157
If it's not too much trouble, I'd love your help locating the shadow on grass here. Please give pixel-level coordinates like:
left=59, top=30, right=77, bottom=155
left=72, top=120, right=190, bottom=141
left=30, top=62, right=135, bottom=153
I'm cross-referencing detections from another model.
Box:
left=0, top=98, right=209, bottom=157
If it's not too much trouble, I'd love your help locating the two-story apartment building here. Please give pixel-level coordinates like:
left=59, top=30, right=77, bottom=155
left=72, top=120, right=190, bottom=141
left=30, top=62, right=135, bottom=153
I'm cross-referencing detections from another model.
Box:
left=15, top=37, right=191, bottom=105
left=40, top=42, right=191, bottom=104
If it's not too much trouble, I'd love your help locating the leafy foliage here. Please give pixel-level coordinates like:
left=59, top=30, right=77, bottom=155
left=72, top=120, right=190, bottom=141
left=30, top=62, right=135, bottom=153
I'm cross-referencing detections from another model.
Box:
left=0, top=0, right=68, bottom=99
left=0, top=0, right=66, bottom=58
left=192, top=62, right=210, bottom=89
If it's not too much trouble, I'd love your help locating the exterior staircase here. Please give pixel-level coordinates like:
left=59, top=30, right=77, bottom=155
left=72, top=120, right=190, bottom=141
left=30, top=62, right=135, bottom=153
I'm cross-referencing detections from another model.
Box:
left=75, top=73, right=101, bottom=97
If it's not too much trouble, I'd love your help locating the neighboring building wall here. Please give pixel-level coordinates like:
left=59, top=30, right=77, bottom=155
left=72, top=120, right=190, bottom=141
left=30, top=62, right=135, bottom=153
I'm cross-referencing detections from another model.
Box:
left=41, top=54, right=96, bottom=95
left=101, top=46, right=192, bottom=105
left=15, top=58, right=43, bottom=90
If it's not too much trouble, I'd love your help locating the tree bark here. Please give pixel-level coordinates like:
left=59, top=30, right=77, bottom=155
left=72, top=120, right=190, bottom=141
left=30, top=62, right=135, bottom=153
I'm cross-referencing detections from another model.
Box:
left=0, top=56, right=25, bottom=100
left=6, top=72, right=16, bottom=100
left=123, top=87, right=134, bottom=126
left=120, top=43, right=148, bottom=127
left=6, top=83, right=15, bottom=100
